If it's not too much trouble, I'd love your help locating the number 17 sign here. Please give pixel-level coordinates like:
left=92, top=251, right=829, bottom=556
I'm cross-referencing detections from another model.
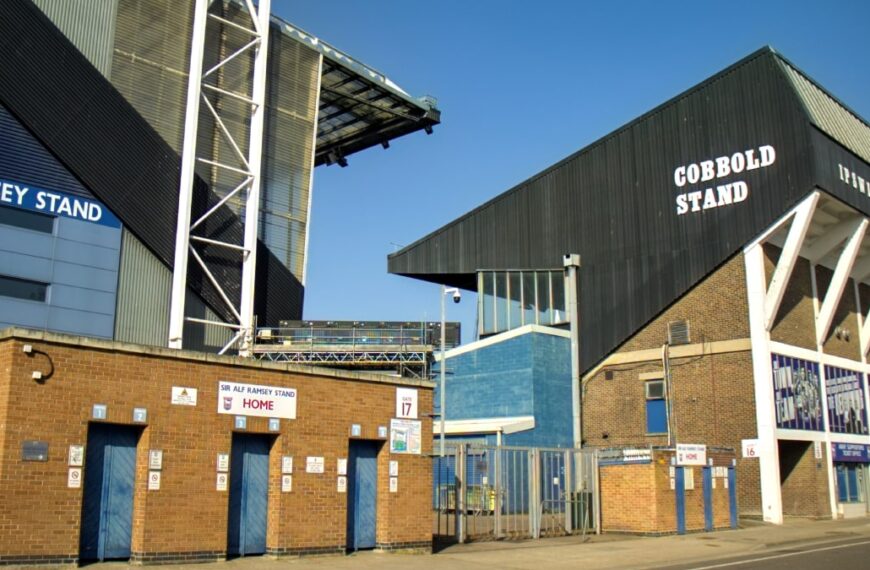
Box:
left=396, top=388, right=418, bottom=419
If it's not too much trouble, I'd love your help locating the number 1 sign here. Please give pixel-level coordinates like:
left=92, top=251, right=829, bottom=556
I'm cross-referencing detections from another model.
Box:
left=396, top=388, right=418, bottom=419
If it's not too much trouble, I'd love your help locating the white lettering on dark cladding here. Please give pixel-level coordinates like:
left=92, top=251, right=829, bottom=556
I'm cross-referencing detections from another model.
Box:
left=674, top=145, right=776, bottom=215
left=838, top=164, right=868, bottom=196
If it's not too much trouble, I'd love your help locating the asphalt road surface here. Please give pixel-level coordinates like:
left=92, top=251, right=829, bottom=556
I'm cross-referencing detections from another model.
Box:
left=662, top=536, right=870, bottom=570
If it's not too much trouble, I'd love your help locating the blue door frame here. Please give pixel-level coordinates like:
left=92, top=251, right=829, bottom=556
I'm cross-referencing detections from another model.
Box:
left=728, top=467, right=738, bottom=528
left=347, top=441, right=380, bottom=550
left=702, top=467, right=713, bottom=531
left=80, top=424, right=140, bottom=561
left=227, top=434, right=272, bottom=556
left=675, top=466, right=686, bottom=534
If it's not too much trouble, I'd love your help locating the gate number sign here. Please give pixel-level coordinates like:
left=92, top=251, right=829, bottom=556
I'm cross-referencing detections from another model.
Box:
left=396, top=388, right=418, bottom=419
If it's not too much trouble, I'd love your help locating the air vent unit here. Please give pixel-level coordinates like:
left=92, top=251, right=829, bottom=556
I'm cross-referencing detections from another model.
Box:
left=668, top=320, right=690, bottom=345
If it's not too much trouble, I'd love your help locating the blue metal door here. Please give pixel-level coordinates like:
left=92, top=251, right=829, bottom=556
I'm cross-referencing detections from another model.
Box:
left=702, top=467, right=713, bottom=531
left=227, top=434, right=271, bottom=556
left=80, top=424, right=139, bottom=561
left=347, top=441, right=379, bottom=550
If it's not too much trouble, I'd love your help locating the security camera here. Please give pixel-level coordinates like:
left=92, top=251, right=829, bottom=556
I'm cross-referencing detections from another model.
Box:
left=453, top=291, right=461, bottom=303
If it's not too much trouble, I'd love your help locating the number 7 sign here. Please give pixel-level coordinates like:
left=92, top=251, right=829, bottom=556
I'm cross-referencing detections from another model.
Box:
left=396, top=388, right=418, bottom=419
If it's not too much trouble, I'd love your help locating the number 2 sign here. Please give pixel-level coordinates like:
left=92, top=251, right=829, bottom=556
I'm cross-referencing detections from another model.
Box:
left=396, top=388, right=418, bottom=419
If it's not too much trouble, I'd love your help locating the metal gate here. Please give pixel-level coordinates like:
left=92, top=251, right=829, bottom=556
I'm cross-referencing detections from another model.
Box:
left=433, top=444, right=598, bottom=542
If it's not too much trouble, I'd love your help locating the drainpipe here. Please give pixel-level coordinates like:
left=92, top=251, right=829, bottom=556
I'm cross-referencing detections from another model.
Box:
left=564, top=254, right=582, bottom=448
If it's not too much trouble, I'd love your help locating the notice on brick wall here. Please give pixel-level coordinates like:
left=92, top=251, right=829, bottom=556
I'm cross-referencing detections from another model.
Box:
left=337, top=476, right=347, bottom=493
left=216, top=473, right=228, bottom=492
left=390, top=419, right=422, bottom=454
left=306, top=456, right=324, bottom=473
left=684, top=467, right=695, bottom=490
left=68, top=468, right=82, bottom=489
left=171, top=386, right=198, bottom=406
left=389, top=477, right=398, bottom=493
left=148, top=471, right=161, bottom=491
left=281, top=475, right=292, bottom=493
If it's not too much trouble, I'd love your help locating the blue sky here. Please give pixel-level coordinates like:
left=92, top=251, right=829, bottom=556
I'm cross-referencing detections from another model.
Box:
left=273, top=0, right=870, bottom=344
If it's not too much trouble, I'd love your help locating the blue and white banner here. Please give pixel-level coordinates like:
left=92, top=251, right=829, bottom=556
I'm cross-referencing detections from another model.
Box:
left=832, top=442, right=870, bottom=463
left=0, top=178, right=120, bottom=228
left=824, top=366, right=868, bottom=435
left=772, top=354, right=823, bottom=431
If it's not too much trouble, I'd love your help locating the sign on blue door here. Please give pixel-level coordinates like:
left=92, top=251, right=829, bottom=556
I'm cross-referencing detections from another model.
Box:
left=80, top=424, right=140, bottom=561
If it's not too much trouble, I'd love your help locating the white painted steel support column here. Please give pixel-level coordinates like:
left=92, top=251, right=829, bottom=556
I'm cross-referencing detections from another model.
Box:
left=764, top=192, right=819, bottom=330
left=238, top=0, right=271, bottom=357
left=169, top=0, right=209, bottom=349
left=168, top=0, right=272, bottom=355
left=564, top=254, right=582, bottom=448
left=810, top=263, right=840, bottom=520
left=744, top=243, right=783, bottom=524
left=815, top=219, right=868, bottom=345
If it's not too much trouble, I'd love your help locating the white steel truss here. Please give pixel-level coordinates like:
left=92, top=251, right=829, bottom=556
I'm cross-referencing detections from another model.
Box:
left=169, top=0, right=271, bottom=357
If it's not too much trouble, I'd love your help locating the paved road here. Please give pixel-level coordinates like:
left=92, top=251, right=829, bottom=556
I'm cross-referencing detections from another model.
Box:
left=66, top=518, right=870, bottom=570
left=663, top=536, right=870, bottom=570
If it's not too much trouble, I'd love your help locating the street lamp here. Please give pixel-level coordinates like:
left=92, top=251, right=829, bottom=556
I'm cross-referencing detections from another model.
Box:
left=440, top=285, right=460, bottom=457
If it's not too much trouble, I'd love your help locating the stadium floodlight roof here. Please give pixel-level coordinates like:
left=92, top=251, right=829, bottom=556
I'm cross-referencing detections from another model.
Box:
left=275, top=18, right=441, bottom=167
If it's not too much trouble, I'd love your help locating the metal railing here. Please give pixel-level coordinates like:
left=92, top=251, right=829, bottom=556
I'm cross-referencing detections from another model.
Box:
left=433, top=444, right=599, bottom=543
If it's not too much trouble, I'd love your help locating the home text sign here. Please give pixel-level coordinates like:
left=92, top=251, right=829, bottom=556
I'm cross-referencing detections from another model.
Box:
left=218, top=381, right=297, bottom=419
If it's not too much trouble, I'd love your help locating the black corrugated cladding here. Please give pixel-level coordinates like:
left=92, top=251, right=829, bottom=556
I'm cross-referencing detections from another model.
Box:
left=388, top=47, right=861, bottom=373
left=0, top=0, right=303, bottom=325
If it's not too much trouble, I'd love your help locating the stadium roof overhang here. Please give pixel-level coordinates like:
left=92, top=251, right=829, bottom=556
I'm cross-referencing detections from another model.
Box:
left=275, top=18, right=441, bottom=168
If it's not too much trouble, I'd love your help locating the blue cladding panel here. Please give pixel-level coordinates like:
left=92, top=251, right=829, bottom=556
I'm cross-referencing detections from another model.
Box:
left=228, top=434, right=270, bottom=556
left=56, top=216, right=121, bottom=247
left=52, top=261, right=117, bottom=292
left=435, top=333, right=536, bottom=420
left=348, top=441, right=379, bottom=550
left=50, top=285, right=116, bottom=315
left=0, top=224, right=54, bottom=258
left=0, top=299, right=49, bottom=329
left=53, top=238, right=120, bottom=271
left=0, top=250, right=53, bottom=282
left=0, top=105, right=122, bottom=339
left=80, top=424, right=139, bottom=561
left=436, top=331, right=572, bottom=448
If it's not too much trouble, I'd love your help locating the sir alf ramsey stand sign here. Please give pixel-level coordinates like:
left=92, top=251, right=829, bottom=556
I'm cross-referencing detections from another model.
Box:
left=218, top=381, right=297, bottom=419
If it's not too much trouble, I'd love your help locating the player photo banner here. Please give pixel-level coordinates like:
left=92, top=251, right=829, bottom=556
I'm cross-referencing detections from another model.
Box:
left=824, top=365, right=868, bottom=435
left=771, top=354, right=823, bottom=431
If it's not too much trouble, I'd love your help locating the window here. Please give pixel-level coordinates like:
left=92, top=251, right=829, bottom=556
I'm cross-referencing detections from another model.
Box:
left=478, top=269, right=569, bottom=336
left=0, top=205, right=54, bottom=233
left=0, top=275, right=48, bottom=302
left=645, top=379, right=668, bottom=434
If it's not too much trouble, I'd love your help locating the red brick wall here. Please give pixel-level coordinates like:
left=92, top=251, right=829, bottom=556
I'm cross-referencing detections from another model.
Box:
left=0, top=333, right=433, bottom=563
left=585, top=254, right=761, bottom=516
left=779, top=440, right=832, bottom=518
left=600, top=450, right=735, bottom=534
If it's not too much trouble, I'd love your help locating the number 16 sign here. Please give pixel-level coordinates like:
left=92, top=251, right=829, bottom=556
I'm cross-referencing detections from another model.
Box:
left=396, top=388, right=418, bottom=419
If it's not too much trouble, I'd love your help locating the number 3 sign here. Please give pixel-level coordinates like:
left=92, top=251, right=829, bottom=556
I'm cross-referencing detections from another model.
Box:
left=396, top=388, right=418, bottom=419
